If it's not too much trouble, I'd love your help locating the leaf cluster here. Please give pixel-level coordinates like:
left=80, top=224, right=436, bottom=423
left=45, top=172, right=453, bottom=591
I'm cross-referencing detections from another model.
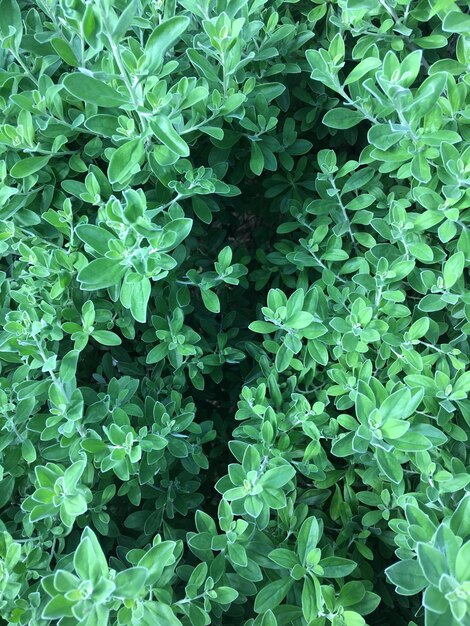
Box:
left=0, top=0, right=469, bottom=626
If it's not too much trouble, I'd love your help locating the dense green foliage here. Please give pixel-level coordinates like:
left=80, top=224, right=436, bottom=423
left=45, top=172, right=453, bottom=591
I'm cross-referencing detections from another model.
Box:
left=0, top=0, right=469, bottom=625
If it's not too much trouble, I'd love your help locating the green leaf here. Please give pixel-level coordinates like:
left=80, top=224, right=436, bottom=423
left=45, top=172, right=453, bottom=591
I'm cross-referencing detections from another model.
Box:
left=398, top=50, right=422, bottom=87
left=248, top=321, right=278, bottom=333
left=10, top=156, right=50, bottom=178
left=343, top=612, right=366, bottom=626
left=380, top=419, right=410, bottom=439
left=85, top=114, right=120, bottom=136
left=261, top=611, right=278, bottom=626
left=368, top=124, right=403, bottom=150
left=151, top=115, right=190, bottom=157
left=129, top=276, right=151, bottom=323
left=73, top=529, right=108, bottom=584
left=146, top=343, right=168, bottom=364
left=450, top=497, right=470, bottom=537
left=416, top=543, right=447, bottom=586
left=75, top=225, right=117, bottom=255
left=375, top=447, right=403, bottom=484
left=112, top=0, right=138, bottom=40
left=418, top=294, right=446, bottom=312
left=160, top=218, right=193, bottom=251
left=344, top=58, right=381, bottom=85
left=148, top=603, right=183, bottom=626
left=108, top=138, right=145, bottom=185
left=413, top=73, right=447, bottom=118
left=275, top=344, right=294, bottom=372
left=141, top=16, right=190, bottom=74
left=201, top=289, right=220, bottom=314
left=380, top=387, right=422, bottom=421
left=338, top=581, right=367, bottom=607
left=455, top=542, right=470, bottom=582
left=63, top=73, right=129, bottom=107
left=269, top=548, right=299, bottom=569
left=302, top=577, right=319, bottom=622
left=213, top=587, right=239, bottom=604
left=323, top=108, right=364, bottom=129
left=114, top=567, right=148, bottom=599
left=254, top=578, right=293, bottom=613
left=386, top=559, right=427, bottom=595
left=59, top=350, right=79, bottom=381
left=286, top=311, right=314, bottom=330
left=442, top=10, right=470, bottom=34
left=443, top=251, right=464, bottom=288
left=411, top=153, right=431, bottom=183
left=331, top=432, right=354, bottom=458
left=0, top=0, right=22, bottom=51
left=408, top=317, right=430, bottom=340
left=63, top=460, right=85, bottom=493
left=138, top=542, right=176, bottom=584
left=21, top=439, right=36, bottom=463
left=319, top=557, right=357, bottom=578
left=250, top=142, right=264, bottom=175
left=91, top=330, right=122, bottom=346
left=408, top=242, right=433, bottom=262
left=259, top=465, right=295, bottom=489
left=51, top=38, right=79, bottom=66
left=77, top=259, right=126, bottom=290
left=42, top=595, right=75, bottom=620
left=297, top=517, right=321, bottom=565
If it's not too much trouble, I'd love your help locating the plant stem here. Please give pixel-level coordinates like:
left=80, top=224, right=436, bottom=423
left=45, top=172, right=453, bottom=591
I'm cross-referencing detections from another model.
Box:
left=108, top=38, right=148, bottom=134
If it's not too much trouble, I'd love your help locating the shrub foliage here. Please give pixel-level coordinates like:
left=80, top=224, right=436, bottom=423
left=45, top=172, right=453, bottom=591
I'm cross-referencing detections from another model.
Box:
left=0, top=0, right=469, bottom=625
